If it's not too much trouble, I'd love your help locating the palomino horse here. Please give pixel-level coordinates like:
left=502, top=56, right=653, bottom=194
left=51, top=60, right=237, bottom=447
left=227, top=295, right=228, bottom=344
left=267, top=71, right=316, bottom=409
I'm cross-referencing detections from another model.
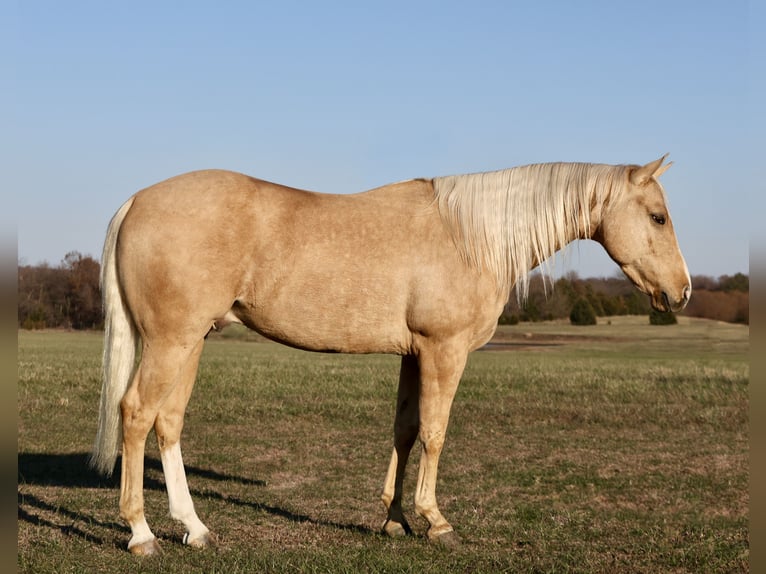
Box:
left=91, top=155, right=691, bottom=554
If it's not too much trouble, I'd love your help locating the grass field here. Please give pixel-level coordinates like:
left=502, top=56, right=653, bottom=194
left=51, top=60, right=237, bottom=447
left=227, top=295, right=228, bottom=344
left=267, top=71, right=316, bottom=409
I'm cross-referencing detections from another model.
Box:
left=18, top=316, right=749, bottom=573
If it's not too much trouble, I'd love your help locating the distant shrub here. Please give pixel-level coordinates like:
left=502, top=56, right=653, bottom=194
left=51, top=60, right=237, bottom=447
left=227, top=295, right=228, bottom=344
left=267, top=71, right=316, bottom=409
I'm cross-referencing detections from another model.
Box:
left=498, top=313, right=520, bottom=325
left=570, top=298, right=597, bottom=326
left=649, top=309, right=677, bottom=325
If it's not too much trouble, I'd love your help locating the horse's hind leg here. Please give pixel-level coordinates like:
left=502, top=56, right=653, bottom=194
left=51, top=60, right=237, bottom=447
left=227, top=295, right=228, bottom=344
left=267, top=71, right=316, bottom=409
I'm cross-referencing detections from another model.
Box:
left=119, top=339, right=201, bottom=554
left=154, top=338, right=212, bottom=548
left=381, top=355, right=420, bottom=537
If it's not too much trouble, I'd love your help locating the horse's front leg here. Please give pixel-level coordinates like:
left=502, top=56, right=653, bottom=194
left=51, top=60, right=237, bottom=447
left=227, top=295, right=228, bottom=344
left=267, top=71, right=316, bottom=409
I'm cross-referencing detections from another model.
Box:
left=412, top=342, right=467, bottom=546
left=381, top=355, right=420, bottom=537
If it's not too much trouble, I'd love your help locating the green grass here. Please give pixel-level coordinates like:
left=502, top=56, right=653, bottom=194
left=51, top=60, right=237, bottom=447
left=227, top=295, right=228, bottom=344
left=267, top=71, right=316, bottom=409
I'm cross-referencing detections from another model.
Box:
left=18, top=317, right=749, bottom=573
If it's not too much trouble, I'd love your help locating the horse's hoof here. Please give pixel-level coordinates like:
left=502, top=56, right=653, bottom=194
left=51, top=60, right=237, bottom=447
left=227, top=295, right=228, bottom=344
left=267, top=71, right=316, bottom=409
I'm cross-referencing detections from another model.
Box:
left=184, top=531, right=215, bottom=548
left=428, top=527, right=461, bottom=548
left=128, top=537, right=161, bottom=556
left=382, top=519, right=412, bottom=537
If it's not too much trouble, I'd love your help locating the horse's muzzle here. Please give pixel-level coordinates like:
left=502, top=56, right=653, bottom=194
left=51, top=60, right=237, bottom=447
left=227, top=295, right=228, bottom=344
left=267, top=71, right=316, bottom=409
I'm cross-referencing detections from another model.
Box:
left=657, top=284, right=691, bottom=313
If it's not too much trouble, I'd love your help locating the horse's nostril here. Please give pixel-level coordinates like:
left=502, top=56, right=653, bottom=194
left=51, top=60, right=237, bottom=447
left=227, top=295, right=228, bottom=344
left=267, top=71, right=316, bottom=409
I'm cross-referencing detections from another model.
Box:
left=682, top=285, right=691, bottom=302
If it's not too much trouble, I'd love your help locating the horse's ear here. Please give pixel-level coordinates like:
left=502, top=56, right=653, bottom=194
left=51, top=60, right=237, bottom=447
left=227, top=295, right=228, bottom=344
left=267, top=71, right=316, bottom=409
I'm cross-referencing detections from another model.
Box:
left=653, top=159, right=673, bottom=179
left=630, top=154, right=670, bottom=185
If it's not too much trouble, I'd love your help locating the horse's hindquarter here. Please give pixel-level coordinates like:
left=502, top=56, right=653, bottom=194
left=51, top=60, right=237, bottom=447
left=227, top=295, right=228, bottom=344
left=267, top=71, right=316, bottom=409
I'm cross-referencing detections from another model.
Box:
left=118, top=171, right=502, bottom=354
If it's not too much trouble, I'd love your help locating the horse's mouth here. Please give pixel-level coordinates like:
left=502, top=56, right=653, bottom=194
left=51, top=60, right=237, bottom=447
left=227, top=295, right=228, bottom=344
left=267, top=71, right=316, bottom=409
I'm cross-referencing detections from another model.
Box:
left=650, top=291, right=669, bottom=313
left=651, top=290, right=690, bottom=313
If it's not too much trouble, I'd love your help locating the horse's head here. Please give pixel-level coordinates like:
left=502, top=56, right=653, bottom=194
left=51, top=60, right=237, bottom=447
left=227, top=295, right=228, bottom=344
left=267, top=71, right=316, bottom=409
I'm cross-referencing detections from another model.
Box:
left=593, top=155, right=691, bottom=312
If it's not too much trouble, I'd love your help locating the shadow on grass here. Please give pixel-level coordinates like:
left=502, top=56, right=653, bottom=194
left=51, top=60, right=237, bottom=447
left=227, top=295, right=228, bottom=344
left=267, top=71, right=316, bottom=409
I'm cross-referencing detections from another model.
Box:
left=18, top=452, right=376, bottom=544
left=18, top=491, right=124, bottom=547
left=18, top=452, right=265, bottom=489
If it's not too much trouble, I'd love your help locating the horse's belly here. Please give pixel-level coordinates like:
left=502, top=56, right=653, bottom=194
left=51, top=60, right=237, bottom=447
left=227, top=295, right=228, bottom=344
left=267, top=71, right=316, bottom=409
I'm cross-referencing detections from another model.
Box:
left=233, top=298, right=412, bottom=355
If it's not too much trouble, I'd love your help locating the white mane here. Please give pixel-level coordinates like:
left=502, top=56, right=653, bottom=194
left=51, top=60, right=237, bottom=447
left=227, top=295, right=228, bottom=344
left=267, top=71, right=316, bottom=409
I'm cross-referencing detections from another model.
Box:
left=432, top=162, right=631, bottom=301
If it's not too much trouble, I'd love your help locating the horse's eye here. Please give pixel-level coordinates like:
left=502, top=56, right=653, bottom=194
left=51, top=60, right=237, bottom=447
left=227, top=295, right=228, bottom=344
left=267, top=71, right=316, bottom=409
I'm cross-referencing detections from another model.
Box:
left=651, top=214, right=666, bottom=225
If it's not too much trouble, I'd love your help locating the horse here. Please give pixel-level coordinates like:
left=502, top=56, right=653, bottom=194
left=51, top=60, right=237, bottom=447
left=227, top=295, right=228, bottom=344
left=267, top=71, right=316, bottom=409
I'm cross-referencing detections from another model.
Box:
left=90, top=155, right=691, bottom=554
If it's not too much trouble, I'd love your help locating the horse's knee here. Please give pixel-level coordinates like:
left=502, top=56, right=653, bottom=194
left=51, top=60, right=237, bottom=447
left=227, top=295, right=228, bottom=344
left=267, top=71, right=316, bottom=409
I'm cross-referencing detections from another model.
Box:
left=419, top=428, right=446, bottom=453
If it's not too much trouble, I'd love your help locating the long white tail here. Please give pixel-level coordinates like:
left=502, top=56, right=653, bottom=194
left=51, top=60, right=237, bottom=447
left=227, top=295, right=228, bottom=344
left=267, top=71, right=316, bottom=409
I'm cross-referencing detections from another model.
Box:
left=90, top=196, right=139, bottom=476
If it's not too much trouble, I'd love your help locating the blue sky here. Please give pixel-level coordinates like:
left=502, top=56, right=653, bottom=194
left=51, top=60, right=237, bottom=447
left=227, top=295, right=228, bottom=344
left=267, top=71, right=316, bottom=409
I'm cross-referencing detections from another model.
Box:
left=6, top=1, right=762, bottom=278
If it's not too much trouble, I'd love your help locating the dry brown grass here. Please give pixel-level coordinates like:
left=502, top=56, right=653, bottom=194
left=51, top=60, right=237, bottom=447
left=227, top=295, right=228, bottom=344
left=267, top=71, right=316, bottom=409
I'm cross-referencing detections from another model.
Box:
left=18, top=317, right=748, bottom=573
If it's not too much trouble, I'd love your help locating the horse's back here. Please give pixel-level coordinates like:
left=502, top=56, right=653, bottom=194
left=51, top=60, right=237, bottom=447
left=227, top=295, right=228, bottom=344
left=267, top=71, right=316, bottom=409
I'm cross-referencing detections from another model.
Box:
left=115, top=170, right=498, bottom=352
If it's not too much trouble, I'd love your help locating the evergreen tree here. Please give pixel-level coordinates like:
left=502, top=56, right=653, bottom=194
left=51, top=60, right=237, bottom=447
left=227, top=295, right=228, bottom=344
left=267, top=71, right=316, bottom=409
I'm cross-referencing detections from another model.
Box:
left=649, top=308, right=677, bottom=325
left=570, top=298, right=597, bottom=326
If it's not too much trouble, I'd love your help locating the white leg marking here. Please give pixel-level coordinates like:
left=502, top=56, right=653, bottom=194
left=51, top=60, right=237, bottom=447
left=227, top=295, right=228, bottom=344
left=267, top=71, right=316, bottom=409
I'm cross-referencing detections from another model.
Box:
left=127, top=516, right=156, bottom=549
left=160, top=443, right=210, bottom=544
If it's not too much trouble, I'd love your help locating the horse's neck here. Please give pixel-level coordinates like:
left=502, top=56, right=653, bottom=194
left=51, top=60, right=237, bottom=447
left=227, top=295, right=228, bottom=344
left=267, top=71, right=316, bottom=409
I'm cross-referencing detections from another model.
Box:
left=515, top=164, right=599, bottom=260
left=434, top=162, right=618, bottom=300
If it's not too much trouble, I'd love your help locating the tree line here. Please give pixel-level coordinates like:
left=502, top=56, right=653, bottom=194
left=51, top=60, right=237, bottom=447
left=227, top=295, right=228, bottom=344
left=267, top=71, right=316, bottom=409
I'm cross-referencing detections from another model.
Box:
left=501, top=271, right=749, bottom=325
left=18, top=252, right=102, bottom=330
left=17, top=252, right=749, bottom=330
